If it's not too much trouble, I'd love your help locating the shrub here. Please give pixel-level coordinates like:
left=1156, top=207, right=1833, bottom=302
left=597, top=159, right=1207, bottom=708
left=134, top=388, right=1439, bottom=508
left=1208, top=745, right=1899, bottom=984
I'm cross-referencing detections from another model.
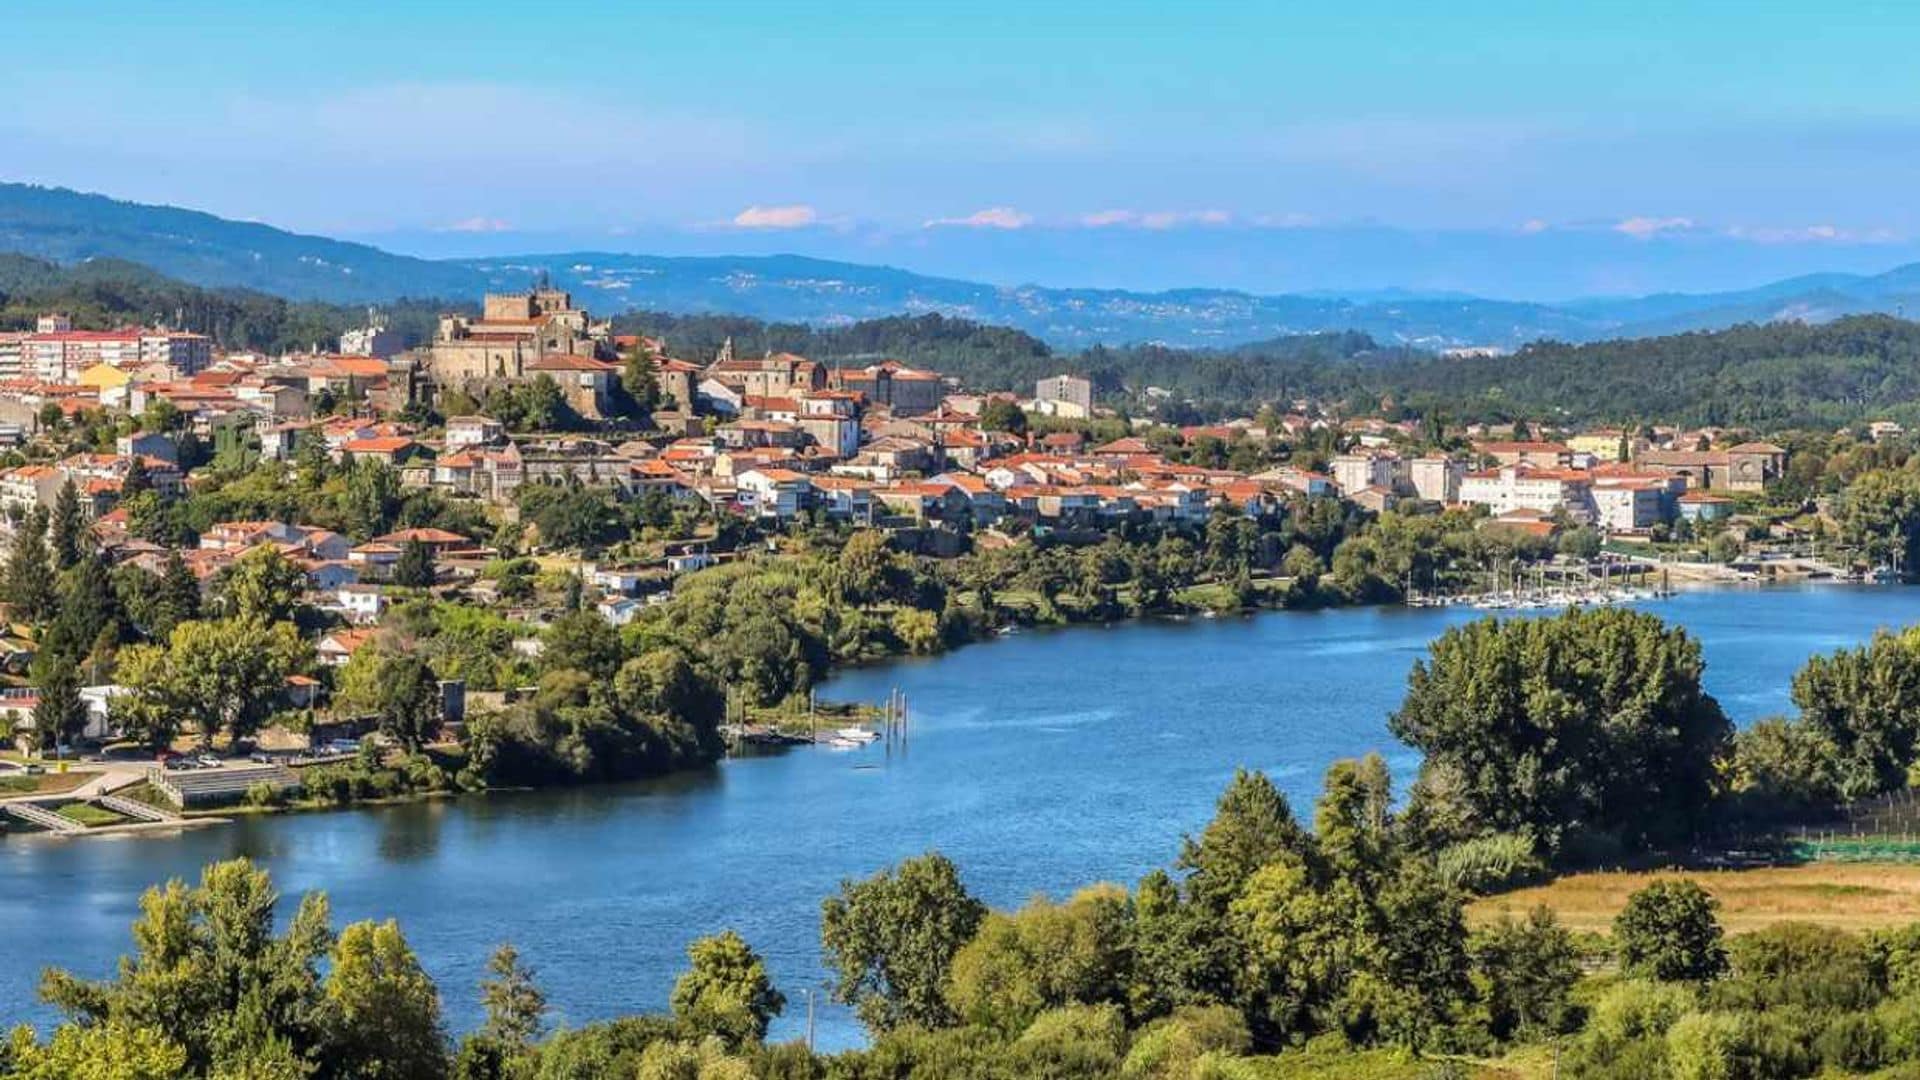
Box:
left=1434, top=832, right=1544, bottom=893
left=1816, top=1011, right=1887, bottom=1073
left=1121, top=1006, right=1250, bottom=1080
left=1614, top=880, right=1728, bottom=983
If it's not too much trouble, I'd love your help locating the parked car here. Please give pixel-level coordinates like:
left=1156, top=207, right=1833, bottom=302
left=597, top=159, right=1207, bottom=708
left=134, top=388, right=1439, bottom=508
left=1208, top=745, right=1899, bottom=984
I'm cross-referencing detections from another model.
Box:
left=196, top=754, right=223, bottom=769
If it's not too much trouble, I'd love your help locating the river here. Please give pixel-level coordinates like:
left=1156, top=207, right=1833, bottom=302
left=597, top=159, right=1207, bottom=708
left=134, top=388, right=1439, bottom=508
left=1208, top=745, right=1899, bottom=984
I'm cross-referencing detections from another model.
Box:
left=2, top=584, right=1914, bottom=1047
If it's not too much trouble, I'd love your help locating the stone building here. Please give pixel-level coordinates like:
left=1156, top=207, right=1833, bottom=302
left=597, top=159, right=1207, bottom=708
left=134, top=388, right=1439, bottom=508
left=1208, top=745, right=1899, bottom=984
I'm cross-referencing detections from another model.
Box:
left=425, top=288, right=612, bottom=386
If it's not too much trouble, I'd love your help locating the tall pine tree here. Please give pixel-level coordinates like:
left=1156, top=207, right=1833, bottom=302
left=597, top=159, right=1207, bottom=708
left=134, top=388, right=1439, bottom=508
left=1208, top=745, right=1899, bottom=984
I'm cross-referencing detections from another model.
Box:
left=48, top=478, right=86, bottom=570
left=154, top=550, right=202, bottom=638
left=4, top=507, right=55, bottom=623
left=29, top=653, right=85, bottom=755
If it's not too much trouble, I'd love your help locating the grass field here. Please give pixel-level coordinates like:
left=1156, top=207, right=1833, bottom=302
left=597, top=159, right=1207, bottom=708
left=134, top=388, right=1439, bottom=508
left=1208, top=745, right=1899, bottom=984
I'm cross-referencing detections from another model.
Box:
left=1472, top=862, right=1920, bottom=934
left=54, top=802, right=128, bottom=828
left=0, top=770, right=92, bottom=797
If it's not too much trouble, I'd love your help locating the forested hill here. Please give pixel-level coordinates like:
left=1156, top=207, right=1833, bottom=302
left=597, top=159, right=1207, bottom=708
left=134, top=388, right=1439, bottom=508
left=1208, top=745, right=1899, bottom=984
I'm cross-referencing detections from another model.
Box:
left=1370, top=315, right=1920, bottom=429
left=0, top=254, right=460, bottom=353
left=0, top=184, right=484, bottom=302
left=613, top=310, right=1412, bottom=403
left=622, top=309, right=1920, bottom=428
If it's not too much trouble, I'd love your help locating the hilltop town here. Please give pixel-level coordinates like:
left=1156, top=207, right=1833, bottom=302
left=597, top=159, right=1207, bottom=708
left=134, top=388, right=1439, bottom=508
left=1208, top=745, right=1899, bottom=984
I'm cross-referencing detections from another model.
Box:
left=0, top=283, right=1907, bottom=814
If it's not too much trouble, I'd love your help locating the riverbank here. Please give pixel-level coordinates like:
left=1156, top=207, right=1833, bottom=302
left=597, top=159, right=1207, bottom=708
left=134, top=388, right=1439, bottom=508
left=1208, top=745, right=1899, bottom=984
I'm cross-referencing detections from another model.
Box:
left=2, top=584, right=1914, bottom=1043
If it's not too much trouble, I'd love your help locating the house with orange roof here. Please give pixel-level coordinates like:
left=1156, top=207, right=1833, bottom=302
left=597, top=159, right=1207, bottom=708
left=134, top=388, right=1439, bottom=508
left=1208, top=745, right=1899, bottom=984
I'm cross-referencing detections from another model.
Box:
left=734, top=468, right=811, bottom=520
left=339, top=435, right=423, bottom=467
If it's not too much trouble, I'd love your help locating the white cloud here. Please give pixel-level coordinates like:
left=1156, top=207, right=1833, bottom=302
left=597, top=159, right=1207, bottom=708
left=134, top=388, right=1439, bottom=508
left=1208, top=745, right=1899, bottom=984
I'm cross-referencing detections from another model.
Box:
left=439, top=216, right=512, bottom=233
left=731, top=204, right=819, bottom=229
left=925, top=207, right=1032, bottom=229
left=1613, top=216, right=1696, bottom=239
left=1079, top=209, right=1233, bottom=230
left=1725, top=222, right=1901, bottom=244
left=1520, top=218, right=1550, bottom=234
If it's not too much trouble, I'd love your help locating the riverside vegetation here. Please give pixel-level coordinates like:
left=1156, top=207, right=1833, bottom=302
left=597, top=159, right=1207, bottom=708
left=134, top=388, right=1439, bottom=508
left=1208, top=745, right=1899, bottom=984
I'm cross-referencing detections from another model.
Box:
left=17, top=606, right=1920, bottom=1078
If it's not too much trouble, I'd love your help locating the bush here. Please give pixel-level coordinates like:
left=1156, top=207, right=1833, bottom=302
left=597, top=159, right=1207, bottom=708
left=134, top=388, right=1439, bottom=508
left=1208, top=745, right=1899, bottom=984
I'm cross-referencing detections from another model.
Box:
left=1614, top=880, right=1727, bottom=983
left=242, top=781, right=281, bottom=808
left=1816, top=1011, right=1887, bottom=1073
left=1121, top=1006, right=1250, bottom=1080
left=1433, top=832, right=1544, bottom=894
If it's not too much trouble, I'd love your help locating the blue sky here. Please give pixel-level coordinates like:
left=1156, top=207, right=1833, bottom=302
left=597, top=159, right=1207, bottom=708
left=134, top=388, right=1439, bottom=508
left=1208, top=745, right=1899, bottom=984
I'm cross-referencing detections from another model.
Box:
left=9, top=1, right=1920, bottom=297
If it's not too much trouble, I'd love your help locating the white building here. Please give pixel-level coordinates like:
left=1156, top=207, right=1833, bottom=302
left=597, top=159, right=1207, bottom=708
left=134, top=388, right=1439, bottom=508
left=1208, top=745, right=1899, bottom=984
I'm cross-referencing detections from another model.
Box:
left=1330, top=452, right=1405, bottom=497
left=1033, top=374, right=1092, bottom=418
left=1408, top=455, right=1464, bottom=503
left=1458, top=465, right=1596, bottom=523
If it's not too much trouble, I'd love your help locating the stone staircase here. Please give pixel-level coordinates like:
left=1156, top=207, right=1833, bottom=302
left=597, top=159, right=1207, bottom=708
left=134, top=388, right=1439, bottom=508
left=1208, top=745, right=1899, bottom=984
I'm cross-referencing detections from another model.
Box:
left=1, top=801, right=85, bottom=834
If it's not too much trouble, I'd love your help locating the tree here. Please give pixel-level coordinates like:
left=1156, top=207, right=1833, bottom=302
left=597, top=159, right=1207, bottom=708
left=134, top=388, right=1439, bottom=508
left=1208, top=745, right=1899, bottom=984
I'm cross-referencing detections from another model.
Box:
left=820, top=851, right=986, bottom=1033
left=340, top=645, right=444, bottom=752
left=215, top=545, right=307, bottom=624
left=1177, top=768, right=1312, bottom=914
left=542, top=609, right=624, bottom=680
left=4, top=506, right=55, bottom=621
left=393, top=538, right=436, bottom=588
left=1614, top=879, right=1727, bottom=983
left=39, top=859, right=334, bottom=1076
left=1840, top=467, right=1920, bottom=572
left=1790, top=630, right=1920, bottom=799
left=1469, top=905, right=1581, bottom=1042
left=343, top=460, right=403, bottom=540
left=1391, top=607, right=1732, bottom=855
left=324, top=919, right=449, bottom=1080
left=28, top=653, right=86, bottom=755
left=3, top=1021, right=189, bottom=1080
left=946, top=885, right=1132, bottom=1036
left=478, top=944, right=547, bottom=1049
left=121, top=455, right=153, bottom=500
left=978, top=398, right=1028, bottom=435
left=153, top=550, right=202, bottom=637
left=111, top=618, right=307, bottom=748
left=624, top=350, right=663, bottom=413
left=48, top=478, right=86, bottom=570
left=669, top=930, right=785, bottom=1047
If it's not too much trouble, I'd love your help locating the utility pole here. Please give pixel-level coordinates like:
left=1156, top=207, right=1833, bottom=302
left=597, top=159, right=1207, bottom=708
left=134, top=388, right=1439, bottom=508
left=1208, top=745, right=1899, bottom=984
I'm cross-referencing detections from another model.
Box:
left=804, top=988, right=816, bottom=1051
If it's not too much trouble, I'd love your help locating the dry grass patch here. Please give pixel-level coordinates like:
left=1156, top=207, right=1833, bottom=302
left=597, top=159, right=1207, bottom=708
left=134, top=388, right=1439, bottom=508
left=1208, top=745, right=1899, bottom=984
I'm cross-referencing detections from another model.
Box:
left=1471, top=862, right=1920, bottom=934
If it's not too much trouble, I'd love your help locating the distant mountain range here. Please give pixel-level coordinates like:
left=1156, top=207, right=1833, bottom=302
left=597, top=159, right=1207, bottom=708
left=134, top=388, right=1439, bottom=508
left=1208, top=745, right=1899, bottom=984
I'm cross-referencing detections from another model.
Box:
left=8, top=182, right=1920, bottom=349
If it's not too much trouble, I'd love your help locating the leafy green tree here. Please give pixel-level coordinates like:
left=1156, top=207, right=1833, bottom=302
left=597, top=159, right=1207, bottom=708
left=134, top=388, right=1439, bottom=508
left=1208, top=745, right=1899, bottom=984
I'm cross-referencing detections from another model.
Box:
left=543, top=609, right=624, bottom=680
left=977, top=398, right=1027, bottom=435
left=624, top=350, right=663, bottom=413
left=214, top=545, right=308, bottom=624
left=946, top=885, right=1132, bottom=1035
left=121, top=454, right=153, bottom=500
left=821, top=852, right=987, bottom=1034
left=323, top=919, right=449, bottom=1080
left=669, top=930, right=785, bottom=1047
left=343, top=460, right=403, bottom=540
left=3, top=1020, right=189, bottom=1080
left=1391, top=608, right=1732, bottom=854
left=39, top=859, right=334, bottom=1076
left=1177, top=768, right=1313, bottom=914
left=1790, top=630, right=1920, bottom=799
left=111, top=618, right=307, bottom=748
left=1615, top=879, right=1728, bottom=983
left=339, top=648, right=443, bottom=752
left=1840, top=467, right=1920, bottom=572
left=1469, top=905, right=1581, bottom=1042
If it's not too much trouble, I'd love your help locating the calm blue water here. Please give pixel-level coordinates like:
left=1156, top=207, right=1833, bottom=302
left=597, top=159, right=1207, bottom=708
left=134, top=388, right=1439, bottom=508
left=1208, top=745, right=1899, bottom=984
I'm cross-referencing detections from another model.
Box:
left=2, top=585, right=1914, bottom=1047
